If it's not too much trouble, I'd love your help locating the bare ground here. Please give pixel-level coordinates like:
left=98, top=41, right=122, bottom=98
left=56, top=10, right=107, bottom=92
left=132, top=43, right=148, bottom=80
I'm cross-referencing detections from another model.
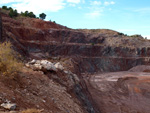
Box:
left=84, top=70, right=150, bottom=113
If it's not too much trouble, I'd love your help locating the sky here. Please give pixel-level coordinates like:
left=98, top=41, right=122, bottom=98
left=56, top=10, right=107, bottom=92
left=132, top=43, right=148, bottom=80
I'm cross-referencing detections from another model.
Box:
left=0, top=0, right=150, bottom=38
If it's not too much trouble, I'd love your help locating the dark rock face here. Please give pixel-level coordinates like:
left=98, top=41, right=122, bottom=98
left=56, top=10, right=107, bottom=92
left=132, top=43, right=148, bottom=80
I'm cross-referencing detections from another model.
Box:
left=74, top=84, right=97, bottom=113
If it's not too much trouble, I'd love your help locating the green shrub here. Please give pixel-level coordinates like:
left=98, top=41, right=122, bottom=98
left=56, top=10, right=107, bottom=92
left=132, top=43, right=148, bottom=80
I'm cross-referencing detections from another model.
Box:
left=28, top=12, right=36, bottom=18
left=2, top=6, right=8, bottom=10
left=39, top=13, right=46, bottom=20
left=2, top=6, right=13, bottom=11
left=9, top=9, right=18, bottom=18
left=118, top=32, right=124, bottom=35
left=21, top=11, right=36, bottom=18
left=0, top=42, right=22, bottom=78
left=8, top=7, right=13, bottom=10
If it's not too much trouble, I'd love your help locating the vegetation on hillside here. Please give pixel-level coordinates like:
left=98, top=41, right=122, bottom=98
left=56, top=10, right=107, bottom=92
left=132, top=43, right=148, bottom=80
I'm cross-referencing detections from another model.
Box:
left=39, top=13, right=46, bottom=20
left=0, top=41, right=23, bottom=78
left=1, top=6, right=47, bottom=20
left=9, top=9, right=18, bottom=18
left=21, top=11, right=36, bottom=18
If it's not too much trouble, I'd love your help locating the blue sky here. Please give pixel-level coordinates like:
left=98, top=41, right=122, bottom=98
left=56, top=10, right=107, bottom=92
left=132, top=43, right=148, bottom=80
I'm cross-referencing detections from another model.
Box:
left=0, top=0, right=150, bottom=38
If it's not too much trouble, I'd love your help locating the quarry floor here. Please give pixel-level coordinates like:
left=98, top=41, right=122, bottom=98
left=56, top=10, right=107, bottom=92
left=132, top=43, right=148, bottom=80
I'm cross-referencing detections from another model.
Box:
left=83, top=71, right=150, bottom=113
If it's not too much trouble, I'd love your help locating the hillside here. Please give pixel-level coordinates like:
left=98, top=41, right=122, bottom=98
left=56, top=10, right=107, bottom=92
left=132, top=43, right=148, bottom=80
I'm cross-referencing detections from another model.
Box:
left=1, top=8, right=150, bottom=113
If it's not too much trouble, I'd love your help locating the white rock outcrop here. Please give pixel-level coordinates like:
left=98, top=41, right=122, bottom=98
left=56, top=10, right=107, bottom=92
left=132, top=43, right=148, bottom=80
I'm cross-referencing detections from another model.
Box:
left=33, top=63, right=42, bottom=70
left=55, top=62, right=64, bottom=70
left=26, top=59, right=57, bottom=72
left=40, top=60, right=57, bottom=71
left=1, top=103, right=16, bottom=110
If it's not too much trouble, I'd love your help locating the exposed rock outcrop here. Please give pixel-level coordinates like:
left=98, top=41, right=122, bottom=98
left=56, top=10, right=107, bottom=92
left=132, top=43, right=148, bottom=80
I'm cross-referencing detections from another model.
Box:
left=55, top=62, right=64, bottom=70
left=1, top=102, right=16, bottom=111
left=2, top=10, right=150, bottom=74
left=26, top=59, right=65, bottom=72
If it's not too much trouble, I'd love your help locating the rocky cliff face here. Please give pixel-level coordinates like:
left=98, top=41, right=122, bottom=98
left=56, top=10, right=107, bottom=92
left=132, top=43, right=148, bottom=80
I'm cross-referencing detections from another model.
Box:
left=2, top=11, right=150, bottom=73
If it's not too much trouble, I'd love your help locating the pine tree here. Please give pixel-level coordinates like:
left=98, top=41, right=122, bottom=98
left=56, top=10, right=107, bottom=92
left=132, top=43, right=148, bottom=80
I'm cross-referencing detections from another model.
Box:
left=39, top=13, right=46, bottom=20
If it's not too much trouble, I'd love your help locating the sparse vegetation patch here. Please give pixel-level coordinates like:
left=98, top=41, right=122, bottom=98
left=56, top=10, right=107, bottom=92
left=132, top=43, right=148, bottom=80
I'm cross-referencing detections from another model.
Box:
left=21, top=108, right=41, bottom=113
left=0, top=41, right=22, bottom=78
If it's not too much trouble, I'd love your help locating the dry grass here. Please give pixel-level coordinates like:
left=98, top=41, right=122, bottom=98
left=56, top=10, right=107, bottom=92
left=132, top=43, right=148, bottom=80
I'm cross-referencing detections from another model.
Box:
left=0, top=41, right=23, bottom=78
left=21, top=108, right=42, bottom=113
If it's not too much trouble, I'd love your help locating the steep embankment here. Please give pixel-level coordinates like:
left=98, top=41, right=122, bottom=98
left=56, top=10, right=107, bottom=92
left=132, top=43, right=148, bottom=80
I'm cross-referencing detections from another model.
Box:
left=0, top=10, right=97, bottom=113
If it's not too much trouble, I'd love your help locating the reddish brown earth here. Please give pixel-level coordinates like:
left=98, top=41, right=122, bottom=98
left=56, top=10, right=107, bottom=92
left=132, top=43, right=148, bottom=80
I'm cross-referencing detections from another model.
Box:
left=85, top=72, right=150, bottom=113
left=0, top=68, right=85, bottom=113
left=1, top=9, right=150, bottom=113
left=83, top=68, right=150, bottom=113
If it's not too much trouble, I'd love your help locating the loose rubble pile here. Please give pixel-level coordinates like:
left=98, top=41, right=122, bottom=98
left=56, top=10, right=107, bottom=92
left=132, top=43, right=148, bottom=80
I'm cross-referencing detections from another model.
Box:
left=25, top=59, right=64, bottom=72
left=25, top=59, right=80, bottom=86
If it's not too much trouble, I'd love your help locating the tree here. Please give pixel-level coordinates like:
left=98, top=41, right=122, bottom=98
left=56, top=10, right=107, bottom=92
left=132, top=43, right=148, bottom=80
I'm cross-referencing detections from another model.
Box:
left=9, top=9, right=18, bottom=18
left=39, top=13, right=46, bottom=20
left=9, top=9, right=14, bottom=18
left=2, top=6, right=8, bottom=10
left=13, top=9, right=18, bottom=17
left=20, top=11, right=36, bottom=18
left=23, top=11, right=28, bottom=17
left=8, top=7, right=13, bottom=10
left=28, top=12, right=36, bottom=18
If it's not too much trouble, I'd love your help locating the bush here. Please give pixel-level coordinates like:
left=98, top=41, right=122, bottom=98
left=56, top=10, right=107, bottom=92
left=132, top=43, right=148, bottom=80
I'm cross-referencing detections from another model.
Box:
left=39, top=13, right=46, bottom=20
left=118, top=32, right=124, bottom=35
left=2, top=6, right=8, bottom=10
left=8, top=7, right=13, bottom=10
left=9, top=9, right=18, bottom=18
left=2, top=6, right=13, bottom=11
left=21, top=108, right=41, bottom=113
left=21, top=11, right=36, bottom=18
left=0, top=42, right=22, bottom=78
left=28, top=12, right=36, bottom=18
left=131, top=34, right=141, bottom=37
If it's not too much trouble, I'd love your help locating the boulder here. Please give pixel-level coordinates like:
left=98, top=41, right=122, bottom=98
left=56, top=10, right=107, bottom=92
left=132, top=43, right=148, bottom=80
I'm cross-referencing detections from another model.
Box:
left=30, top=59, right=36, bottom=64
left=55, top=62, right=64, bottom=70
left=26, top=59, right=57, bottom=72
left=33, top=63, right=42, bottom=70
left=1, top=103, right=16, bottom=110
left=40, top=60, right=57, bottom=71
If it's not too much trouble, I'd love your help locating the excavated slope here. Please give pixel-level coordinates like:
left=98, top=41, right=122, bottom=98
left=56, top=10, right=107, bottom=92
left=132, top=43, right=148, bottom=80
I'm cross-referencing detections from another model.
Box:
left=2, top=9, right=150, bottom=113
left=2, top=11, right=150, bottom=73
